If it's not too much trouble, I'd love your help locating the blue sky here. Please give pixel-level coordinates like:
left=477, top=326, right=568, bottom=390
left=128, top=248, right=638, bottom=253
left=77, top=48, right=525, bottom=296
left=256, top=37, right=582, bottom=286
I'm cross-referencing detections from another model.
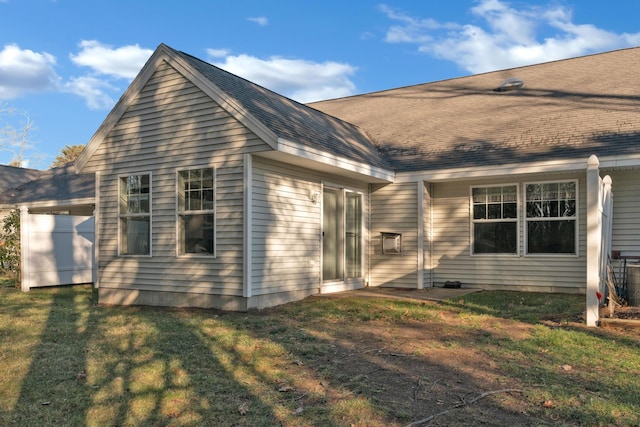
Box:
left=1, top=0, right=639, bottom=169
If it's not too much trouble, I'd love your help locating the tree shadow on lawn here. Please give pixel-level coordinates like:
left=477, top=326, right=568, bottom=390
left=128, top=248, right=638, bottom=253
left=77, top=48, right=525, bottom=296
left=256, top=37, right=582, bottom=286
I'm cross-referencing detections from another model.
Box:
left=248, top=296, right=554, bottom=426
left=8, top=286, right=281, bottom=426
left=10, top=285, right=97, bottom=425
left=12, top=287, right=635, bottom=426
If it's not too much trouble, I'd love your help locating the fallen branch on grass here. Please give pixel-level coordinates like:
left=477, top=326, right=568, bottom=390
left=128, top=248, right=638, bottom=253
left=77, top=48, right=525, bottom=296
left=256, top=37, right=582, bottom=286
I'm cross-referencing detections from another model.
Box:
left=404, top=388, right=523, bottom=427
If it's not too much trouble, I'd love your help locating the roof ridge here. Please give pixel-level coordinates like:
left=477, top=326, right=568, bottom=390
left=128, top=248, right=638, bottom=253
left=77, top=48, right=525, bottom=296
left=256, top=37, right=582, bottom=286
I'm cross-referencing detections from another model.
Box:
left=312, top=45, right=640, bottom=103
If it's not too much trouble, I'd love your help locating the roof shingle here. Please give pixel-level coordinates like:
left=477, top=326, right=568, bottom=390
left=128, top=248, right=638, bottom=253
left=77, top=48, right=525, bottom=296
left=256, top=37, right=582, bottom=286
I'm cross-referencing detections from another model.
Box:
left=310, top=47, right=640, bottom=172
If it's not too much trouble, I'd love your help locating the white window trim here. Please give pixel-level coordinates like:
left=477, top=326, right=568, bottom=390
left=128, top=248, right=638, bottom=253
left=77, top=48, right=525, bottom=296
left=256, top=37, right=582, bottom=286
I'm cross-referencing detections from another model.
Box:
left=469, top=183, right=520, bottom=257
left=175, top=166, right=217, bottom=258
left=322, top=183, right=365, bottom=283
left=523, top=179, right=579, bottom=257
left=118, top=171, right=152, bottom=257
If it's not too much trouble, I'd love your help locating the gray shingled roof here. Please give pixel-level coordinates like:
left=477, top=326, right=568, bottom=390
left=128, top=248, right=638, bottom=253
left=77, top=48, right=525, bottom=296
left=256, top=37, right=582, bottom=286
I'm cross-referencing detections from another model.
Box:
left=170, top=47, right=393, bottom=171
left=0, top=164, right=95, bottom=205
left=310, top=47, right=640, bottom=172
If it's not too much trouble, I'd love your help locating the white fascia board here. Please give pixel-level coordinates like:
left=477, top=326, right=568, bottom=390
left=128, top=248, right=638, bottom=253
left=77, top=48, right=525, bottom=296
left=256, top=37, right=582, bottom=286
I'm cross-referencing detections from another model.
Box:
left=598, top=153, right=640, bottom=169
left=18, top=198, right=96, bottom=209
left=394, top=157, right=597, bottom=183
left=277, top=138, right=395, bottom=182
left=169, top=55, right=279, bottom=150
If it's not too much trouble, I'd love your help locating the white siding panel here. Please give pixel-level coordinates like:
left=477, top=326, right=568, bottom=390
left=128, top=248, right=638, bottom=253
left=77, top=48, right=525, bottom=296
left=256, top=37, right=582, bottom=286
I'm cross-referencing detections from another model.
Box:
left=85, top=61, right=273, bottom=298
left=370, top=182, right=418, bottom=288
left=608, top=170, right=640, bottom=256
left=251, top=158, right=322, bottom=296
left=431, top=174, right=587, bottom=292
left=250, top=157, right=370, bottom=296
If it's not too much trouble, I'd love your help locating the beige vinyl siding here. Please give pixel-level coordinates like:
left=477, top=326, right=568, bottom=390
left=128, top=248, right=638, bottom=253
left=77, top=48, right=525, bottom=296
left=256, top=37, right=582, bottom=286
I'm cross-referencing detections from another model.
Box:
left=608, top=170, right=640, bottom=256
left=370, top=182, right=418, bottom=288
left=432, top=173, right=587, bottom=292
left=84, top=61, right=272, bottom=297
left=251, top=157, right=369, bottom=296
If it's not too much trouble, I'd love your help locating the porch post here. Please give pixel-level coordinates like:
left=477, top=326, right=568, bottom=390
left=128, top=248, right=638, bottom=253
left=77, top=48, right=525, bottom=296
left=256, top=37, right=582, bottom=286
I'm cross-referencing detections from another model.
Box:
left=19, top=206, right=30, bottom=292
left=243, top=154, right=253, bottom=298
left=586, top=155, right=600, bottom=327
left=417, top=181, right=424, bottom=289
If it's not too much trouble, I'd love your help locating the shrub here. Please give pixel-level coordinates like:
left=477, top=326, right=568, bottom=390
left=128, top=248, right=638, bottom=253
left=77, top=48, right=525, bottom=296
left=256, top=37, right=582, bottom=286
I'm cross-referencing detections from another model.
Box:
left=0, top=209, right=20, bottom=284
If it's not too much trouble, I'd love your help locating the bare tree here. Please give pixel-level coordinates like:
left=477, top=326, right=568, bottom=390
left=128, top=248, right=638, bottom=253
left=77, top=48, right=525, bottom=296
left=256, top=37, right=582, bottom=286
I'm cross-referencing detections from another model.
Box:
left=0, top=104, right=35, bottom=167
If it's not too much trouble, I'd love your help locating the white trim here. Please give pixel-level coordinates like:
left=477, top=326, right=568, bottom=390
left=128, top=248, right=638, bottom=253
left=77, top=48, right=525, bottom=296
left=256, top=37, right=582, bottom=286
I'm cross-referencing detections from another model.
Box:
left=599, top=153, right=640, bottom=169
left=277, top=138, right=395, bottom=182
left=417, top=181, right=425, bottom=289
left=175, top=166, right=217, bottom=258
left=469, top=183, right=520, bottom=257
left=523, top=179, right=579, bottom=257
left=168, top=52, right=279, bottom=150
left=428, top=183, right=434, bottom=288
left=321, top=185, right=365, bottom=285
left=243, top=154, right=253, bottom=298
left=76, top=43, right=280, bottom=172
left=20, top=206, right=30, bottom=292
left=93, top=172, right=100, bottom=288
left=117, top=171, right=153, bottom=257
left=17, top=198, right=95, bottom=209
left=75, top=47, right=168, bottom=171
left=586, top=156, right=601, bottom=327
left=396, top=157, right=592, bottom=183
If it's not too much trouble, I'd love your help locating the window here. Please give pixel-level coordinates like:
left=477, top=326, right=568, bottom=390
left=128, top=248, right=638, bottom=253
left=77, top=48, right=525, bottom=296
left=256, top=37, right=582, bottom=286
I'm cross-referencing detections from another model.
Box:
left=177, top=167, right=215, bottom=256
left=525, top=181, right=577, bottom=254
left=119, top=174, right=151, bottom=255
left=471, top=185, right=518, bottom=254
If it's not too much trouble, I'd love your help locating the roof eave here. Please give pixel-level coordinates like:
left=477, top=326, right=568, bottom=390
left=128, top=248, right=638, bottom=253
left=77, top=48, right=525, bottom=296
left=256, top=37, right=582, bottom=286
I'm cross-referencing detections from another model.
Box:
left=394, top=155, right=607, bottom=183
left=273, top=138, right=395, bottom=183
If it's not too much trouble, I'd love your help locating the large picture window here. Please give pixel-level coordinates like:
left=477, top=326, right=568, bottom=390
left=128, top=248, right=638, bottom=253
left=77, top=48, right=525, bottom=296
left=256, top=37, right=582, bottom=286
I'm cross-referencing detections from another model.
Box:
left=471, top=185, right=518, bottom=254
left=525, top=181, right=577, bottom=254
left=177, top=167, right=215, bottom=256
left=119, top=174, right=151, bottom=255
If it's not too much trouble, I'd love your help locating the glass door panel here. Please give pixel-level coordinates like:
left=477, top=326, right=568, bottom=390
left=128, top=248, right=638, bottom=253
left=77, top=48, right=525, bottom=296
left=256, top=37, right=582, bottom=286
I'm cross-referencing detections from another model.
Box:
left=322, top=188, right=341, bottom=281
left=345, top=192, right=362, bottom=278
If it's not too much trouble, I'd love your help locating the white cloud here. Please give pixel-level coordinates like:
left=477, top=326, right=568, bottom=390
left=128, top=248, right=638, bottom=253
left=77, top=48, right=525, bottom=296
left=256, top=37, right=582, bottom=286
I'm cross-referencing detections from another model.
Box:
left=206, top=48, right=231, bottom=58
left=381, top=0, right=640, bottom=74
left=63, top=40, right=153, bottom=110
left=0, top=44, right=60, bottom=98
left=209, top=53, right=357, bottom=103
left=70, top=40, right=153, bottom=79
left=63, top=76, right=116, bottom=111
left=248, top=16, right=268, bottom=26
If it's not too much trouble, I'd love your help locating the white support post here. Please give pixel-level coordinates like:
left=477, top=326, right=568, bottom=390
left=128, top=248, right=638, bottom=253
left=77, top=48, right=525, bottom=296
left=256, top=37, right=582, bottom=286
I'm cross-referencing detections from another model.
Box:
left=417, top=181, right=424, bottom=290
left=19, top=206, right=30, bottom=292
left=586, top=155, right=600, bottom=327
left=243, top=154, right=253, bottom=298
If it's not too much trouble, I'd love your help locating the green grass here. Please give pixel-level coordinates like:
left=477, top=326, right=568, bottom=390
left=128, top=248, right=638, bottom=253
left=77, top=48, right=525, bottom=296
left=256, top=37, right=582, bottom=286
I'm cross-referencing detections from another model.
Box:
left=0, top=285, right=638, bottom=426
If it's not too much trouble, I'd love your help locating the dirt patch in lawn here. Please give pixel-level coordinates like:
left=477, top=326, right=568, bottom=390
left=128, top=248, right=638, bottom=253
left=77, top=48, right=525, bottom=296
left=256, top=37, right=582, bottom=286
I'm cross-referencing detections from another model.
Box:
left=268, top=289, right=557, bottom=426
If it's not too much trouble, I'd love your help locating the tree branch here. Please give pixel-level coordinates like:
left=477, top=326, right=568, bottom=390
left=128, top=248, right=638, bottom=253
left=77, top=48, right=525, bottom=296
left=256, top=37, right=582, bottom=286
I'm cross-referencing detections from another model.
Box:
left=404, top=388, right=523, bottom=427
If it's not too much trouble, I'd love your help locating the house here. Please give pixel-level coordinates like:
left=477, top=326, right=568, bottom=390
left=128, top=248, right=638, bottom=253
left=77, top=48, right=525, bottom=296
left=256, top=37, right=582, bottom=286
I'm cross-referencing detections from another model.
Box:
left=69, top=43, right=639, bottom=320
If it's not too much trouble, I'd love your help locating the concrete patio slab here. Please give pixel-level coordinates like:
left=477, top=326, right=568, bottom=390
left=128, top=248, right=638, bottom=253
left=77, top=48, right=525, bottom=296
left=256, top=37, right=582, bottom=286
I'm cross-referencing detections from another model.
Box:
left=320, top=286, right=483, bottom=303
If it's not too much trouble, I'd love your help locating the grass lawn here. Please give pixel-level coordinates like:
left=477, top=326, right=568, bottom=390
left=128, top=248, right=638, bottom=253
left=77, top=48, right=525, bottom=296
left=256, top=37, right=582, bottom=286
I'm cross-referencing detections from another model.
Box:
left=1, top=282, right=638, bottom=426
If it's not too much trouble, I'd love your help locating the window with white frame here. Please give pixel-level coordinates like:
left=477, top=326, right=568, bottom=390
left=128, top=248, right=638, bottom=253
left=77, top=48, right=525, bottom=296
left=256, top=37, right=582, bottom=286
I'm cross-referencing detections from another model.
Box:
left=471, top=185, right=518, bottom=254
left=525, top=181, right=577, bottom=254
left=119, top=174, right=151, bottom=255
left=177, top=167, right=215, bottom=256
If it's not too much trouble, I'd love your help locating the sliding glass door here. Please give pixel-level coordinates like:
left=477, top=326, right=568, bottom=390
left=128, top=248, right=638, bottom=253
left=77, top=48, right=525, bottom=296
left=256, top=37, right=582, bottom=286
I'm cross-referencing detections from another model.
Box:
left=323, top=188, right=362, bottom=282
